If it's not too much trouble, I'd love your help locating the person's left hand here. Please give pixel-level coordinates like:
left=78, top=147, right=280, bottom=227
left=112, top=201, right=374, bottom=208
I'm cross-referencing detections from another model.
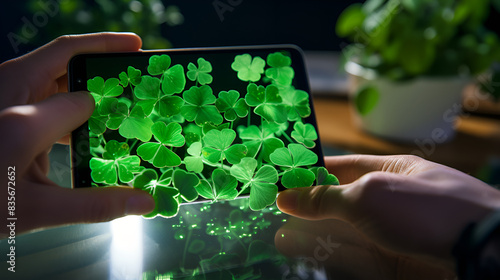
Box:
left=0, top=33, right=156, bottom=237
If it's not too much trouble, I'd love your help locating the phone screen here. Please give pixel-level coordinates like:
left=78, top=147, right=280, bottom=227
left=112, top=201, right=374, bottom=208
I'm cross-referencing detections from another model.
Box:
left=69, top=46, right=331, bottom=218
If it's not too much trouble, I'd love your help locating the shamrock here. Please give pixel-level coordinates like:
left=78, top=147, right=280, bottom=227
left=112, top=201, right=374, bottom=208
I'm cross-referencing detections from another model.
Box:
left=134, top=76, right=185, bottom=117
left=215, top=90, right=249, bottom=121
left=269, top=143, right=318, bottom=188
left=118, top=106, right=154, bottom=142
left=291, top=122, right=318, bottom=148
left=134, top=169, right=180, bottom=218
left=245, top=84, right=288, bottom=123
left=183, top=142, right=204, bottom=173
left=147, top=54, right=186, bottom=95
left=310, top=167, right=339, bottom=186
left=238, top=125, right=284, bottom=162
left=137, top=122, right=185, bottom=168
left=181, top=85, right=223, bottom=126
left=172, top=169, right=200, bottom=202
left=230, top=158, right=279, bottom=211
left=280, top=86, right=311, bottom=121
left=187, top=57, right=213, bottom=85
left=119, top=66, right=142, bottom=87
left=89, top=140, right=142, bottom=185
left=196, top=169, right=238, bottom=201
left=265, top=52, right=294, bottom=86
left=87, top=76, right=124, bottom=105
left=231, top=54, right=265, bottom=82
left=202, top=129, right=247, bottom=164
left=105, top=100, right=129, bottom=130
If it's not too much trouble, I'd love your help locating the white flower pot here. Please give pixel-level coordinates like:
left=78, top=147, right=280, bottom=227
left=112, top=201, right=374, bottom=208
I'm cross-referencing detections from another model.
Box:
left=346, top=61, right=468, bottom=143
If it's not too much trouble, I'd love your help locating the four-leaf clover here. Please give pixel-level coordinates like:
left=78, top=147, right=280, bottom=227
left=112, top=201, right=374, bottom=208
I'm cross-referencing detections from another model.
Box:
left=187, top=57, right=213, bottom=85
left=181, top=85, right=223, bottom=126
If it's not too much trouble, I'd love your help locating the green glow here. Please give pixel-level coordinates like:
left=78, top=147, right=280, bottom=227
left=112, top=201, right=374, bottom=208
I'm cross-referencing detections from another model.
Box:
left=88, top=52, right=338, bottom=217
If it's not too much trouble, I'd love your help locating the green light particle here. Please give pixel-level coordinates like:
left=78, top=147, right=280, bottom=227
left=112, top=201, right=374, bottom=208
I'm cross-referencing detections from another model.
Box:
left=281, top=234, right=285, bottom=238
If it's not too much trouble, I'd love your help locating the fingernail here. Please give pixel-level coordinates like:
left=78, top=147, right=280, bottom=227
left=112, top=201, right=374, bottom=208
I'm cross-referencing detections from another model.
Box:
left=277, top=189, right=302, bottom=213
left=126, top=194, right=155, bottom=215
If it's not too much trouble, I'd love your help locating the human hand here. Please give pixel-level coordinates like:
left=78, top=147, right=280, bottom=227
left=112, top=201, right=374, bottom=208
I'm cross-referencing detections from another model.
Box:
left=277, top=155, right=500, bottom=270
left=0, top=33, right=155, bottom=237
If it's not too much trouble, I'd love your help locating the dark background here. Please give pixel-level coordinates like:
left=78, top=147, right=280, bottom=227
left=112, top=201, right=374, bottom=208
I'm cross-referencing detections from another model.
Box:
left=0, top=1, right=362, bottom=63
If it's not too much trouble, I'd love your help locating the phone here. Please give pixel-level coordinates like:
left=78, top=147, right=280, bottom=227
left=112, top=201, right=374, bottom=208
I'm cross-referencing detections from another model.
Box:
left=69, top=45, right=333, bottom=218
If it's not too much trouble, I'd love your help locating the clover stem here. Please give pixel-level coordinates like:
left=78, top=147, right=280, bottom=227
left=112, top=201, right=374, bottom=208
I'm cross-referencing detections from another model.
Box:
left=237, top=181, right=252, bottom=197
left=128, top=139, right=139, bottom=151
left=277, top=171, right=286, bottom=177
left=201, top=159, right=231, bottom=171
left=247, top=111, right=251, bottom=127
left=180, top=228, right=193, bottom=269
left=282, top=131, right=294, bottom=144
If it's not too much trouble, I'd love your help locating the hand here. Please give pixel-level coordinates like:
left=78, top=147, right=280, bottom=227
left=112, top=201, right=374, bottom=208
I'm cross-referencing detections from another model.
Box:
left=277, top=155, right=500, bottom=270
left=0, top=33, right=155, bottom=237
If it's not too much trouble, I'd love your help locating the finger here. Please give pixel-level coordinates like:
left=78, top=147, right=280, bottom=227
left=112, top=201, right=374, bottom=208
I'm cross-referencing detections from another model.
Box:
left=277, top=184, right=354, bottom=221
left=18, top=186, right=155, bottom=232
left=24, top=32, right=142, bottom=82
left=0, top=91, right=94, bottom=159
left=324, top=154, right=425, bottom=184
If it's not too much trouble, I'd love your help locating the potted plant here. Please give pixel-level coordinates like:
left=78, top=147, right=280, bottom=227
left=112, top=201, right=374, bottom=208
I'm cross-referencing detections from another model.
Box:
left=336, top=0, right=500, bottom=142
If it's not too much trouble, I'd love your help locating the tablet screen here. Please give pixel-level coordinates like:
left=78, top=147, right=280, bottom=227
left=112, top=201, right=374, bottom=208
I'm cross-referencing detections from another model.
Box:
left=70, top=46, right=336, bottom=218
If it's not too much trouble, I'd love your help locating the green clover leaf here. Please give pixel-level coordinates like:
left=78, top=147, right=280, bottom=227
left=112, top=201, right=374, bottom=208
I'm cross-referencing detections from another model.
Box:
left=184, top=142, right=204, bottom=173
left=184, top=124, right=202, bottom=146
left=187, top=57, right=213, bottom=85
left=195, top=169, right=238, bottom=201
left=147, top=54, right=172, bottom=75
left=265, top=52, right=294, bottom=86
left=88, top=77, right=124, bottom=105
left=291, top=122, right=318, bottom=148
left=156, top=95, right=185, bottom=118
left=89, top=110, right=108, bottom=135
left=136, top=122, right=184, bottom=168
left=280, top=86, right=311, bottom=121
left=134, top=75, right=162, bottom=115
left=119, top=106, right=153, bottom=142
left=269, top=143, right=318, bottom=188
left=181, top=85, right=223, bottom=126
left=134, top=169, right=180, bottom=218
left=89, top=140, right=141, bottom=185
left=119, top=66, right=142, bottom=87
left=215, top=90, right=249, bottom=121
left=310, top=167, right=339, bottom=186
left=202, top=129, right=247, bottom=164
left=161, top=64, right=186, bottom=95
left=106, top=100, right=129, bottom=130
left=239, top=125, right=284, bottom=162
left=172, top=169, right=200, bottom=202
left=245, top=84, right=288, bottom=123
left=230, top=158, right=278, bottom=211
left=231, top=54, right=265, bottom=82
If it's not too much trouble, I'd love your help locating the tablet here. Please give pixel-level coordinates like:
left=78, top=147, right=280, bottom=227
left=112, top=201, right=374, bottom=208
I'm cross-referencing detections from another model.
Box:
left=69, top=45, right=337, bottom=218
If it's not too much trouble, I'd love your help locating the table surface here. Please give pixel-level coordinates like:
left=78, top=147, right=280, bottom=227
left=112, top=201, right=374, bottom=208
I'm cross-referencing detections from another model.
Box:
left=313, top=96, right=500, bottom=176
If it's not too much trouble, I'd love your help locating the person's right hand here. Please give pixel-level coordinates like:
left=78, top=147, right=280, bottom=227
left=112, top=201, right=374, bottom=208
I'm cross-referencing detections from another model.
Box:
left=277, top=155, right=500, bottom=270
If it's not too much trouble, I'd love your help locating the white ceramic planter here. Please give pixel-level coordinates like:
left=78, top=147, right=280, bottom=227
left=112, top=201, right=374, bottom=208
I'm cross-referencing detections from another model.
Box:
left=346, top=61, right=468, bottom=143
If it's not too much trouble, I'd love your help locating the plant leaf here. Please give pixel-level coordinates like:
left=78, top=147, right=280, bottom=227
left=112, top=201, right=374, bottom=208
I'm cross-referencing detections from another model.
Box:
left=184, top=142, right=204, bottom=173
left=291, top=122, right=318, bottom=148
left=187, top=57, right=213, bottom=85
left=172, top=169, right=199, bottom=202
left=215, top=90, right=249, bottom=121
left=265, top=52, right=294, bottom=86
left=119, top=106, right=153, bottom=142
left=162, top=64, right=186, bottom=95
left=88, top=77, right=123, bottom=104
left=310, top=167, right=340, bottom=186
left=181, top=85, right=223, bottom=126
left=134, top=169, right=180, bottom=218
left=246, top=84, right=287, bottom=123
left=231, top=54, right=265, bottom=82
left=147, top=54, right=172, bottom=75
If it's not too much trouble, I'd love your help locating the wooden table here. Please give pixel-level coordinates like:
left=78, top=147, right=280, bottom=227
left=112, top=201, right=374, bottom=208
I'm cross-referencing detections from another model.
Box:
left=313, top=97, right=500, bottom=175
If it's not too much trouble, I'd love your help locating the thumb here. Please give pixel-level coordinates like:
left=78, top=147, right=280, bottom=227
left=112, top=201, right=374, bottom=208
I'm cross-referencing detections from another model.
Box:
left=276, top=184, right=353, bottom=221
left=18, top=186, right=155, bottom=232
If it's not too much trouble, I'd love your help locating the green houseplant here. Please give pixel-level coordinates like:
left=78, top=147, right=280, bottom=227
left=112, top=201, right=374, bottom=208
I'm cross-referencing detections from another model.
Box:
left=336, top=0, right=500, bottom=142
